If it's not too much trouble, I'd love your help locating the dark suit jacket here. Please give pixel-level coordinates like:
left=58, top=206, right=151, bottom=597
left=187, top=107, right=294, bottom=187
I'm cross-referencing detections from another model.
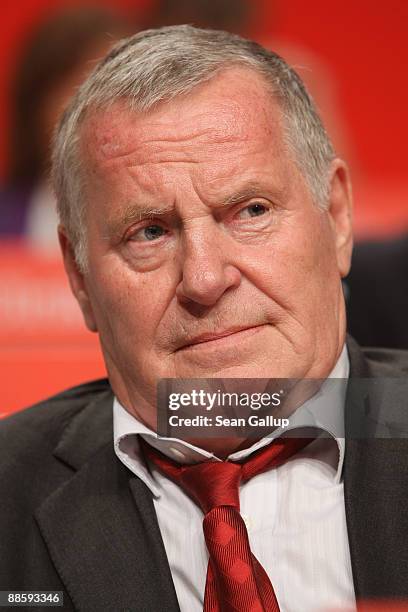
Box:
left=1, top=338, right=408, bottom=611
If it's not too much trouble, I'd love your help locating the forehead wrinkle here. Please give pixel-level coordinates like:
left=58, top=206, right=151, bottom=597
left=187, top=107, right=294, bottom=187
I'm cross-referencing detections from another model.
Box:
left=138, top=123, right=240, bottom=147
left=141, top=109, right=250, bottom=146
left=85, top=126, right=244, bottom=174
left=85, top=97, right=259, bottom=166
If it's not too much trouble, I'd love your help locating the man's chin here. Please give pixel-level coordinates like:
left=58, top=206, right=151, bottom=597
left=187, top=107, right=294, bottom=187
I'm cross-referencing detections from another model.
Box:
left=169, top=358, right=300, bottom=381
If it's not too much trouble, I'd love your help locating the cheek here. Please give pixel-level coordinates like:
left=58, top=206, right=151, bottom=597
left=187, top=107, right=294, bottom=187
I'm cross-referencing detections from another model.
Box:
left=284, top=212, right=337, bottom=273
left=242, top=214, right=338, bottom=307
left=247, top=224, right=320, bottom=285
left=86, top=262, right=174, bottom=346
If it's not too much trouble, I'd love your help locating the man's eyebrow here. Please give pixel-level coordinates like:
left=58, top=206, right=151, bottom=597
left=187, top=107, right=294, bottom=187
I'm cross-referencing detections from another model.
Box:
left=220, top=182, right=285, bottom=206
left=222, top=187, right=263, bottom=206
left=108, top=203, right=175, bottom=235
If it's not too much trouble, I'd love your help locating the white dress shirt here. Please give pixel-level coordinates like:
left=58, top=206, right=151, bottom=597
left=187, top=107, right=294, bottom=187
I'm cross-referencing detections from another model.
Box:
left=114, top=347, right=356, bottom=612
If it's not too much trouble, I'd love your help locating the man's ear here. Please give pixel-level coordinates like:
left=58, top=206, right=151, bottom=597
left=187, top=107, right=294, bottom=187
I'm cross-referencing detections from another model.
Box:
left=58, top=226, right=98, bottom=332
left=326, top=158, right=353, bottom=278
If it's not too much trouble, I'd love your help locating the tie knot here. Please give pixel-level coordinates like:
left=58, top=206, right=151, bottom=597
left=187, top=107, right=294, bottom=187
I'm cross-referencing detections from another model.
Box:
left=180, top=461, right=242, bottom=513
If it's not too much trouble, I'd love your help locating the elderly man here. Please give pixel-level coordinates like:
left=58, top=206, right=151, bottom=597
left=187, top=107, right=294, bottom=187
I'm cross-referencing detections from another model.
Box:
left=1, top=26, right=407, bottom=612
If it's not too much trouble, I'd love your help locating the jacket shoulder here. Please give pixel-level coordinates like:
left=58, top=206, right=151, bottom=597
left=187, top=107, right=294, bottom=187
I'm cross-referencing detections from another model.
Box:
left=360, top=346, right=408, bottom=376
left=0, top=379, right=111, bottom=465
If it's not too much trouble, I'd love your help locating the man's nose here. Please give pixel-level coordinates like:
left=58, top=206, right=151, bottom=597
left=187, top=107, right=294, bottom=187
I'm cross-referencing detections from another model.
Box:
left=176, top=225, right=242, bottom=307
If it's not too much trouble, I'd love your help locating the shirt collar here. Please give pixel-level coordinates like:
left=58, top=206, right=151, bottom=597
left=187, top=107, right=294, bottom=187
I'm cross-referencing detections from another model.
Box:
left=114, top=346, right=349, bottom=495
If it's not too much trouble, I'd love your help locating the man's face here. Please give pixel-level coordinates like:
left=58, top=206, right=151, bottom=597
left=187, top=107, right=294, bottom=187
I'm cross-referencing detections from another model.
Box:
left=62, top=68, right=352, bottom=427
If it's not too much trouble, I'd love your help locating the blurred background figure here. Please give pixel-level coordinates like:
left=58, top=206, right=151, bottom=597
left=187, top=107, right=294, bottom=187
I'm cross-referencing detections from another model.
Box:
left=0, top=6, right=130, bottom=250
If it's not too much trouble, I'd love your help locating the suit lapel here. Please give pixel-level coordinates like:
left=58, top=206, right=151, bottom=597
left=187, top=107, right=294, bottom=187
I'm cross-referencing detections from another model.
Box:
left=35, top=389, right=180, bottom=612
left=344, top=338, right=408, bottom=600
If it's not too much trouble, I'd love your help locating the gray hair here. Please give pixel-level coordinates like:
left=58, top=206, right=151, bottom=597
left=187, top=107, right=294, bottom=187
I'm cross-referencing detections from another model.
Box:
left=52, top=25, right=335, bottom=271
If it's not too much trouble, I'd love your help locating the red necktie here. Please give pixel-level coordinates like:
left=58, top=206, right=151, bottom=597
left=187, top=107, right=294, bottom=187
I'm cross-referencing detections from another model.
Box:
left=141, top=436, right=314, bottom=612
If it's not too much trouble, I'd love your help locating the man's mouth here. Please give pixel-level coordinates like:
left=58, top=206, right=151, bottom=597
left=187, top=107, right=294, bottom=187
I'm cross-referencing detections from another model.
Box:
left=176, top=325, right=267, bottom=351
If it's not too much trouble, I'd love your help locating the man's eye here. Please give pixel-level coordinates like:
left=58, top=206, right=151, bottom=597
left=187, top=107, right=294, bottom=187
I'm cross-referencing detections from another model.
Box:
left=238, top=203, right=269, bottom=219
left=130, top=224, right=167, bottom=242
